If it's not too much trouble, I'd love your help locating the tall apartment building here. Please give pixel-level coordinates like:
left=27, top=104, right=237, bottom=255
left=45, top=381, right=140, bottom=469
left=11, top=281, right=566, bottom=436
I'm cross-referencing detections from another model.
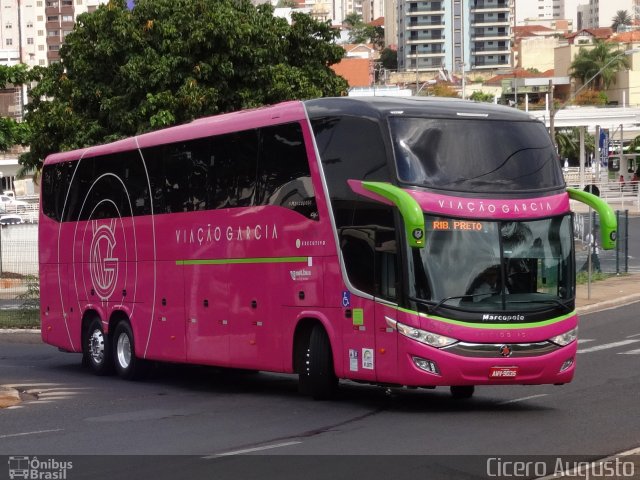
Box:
left=515, top=0, right=554, bottom=23
left=0, top=0, right=107, bottom=120
left=288, top=0, right=385, bottom=24
left=397, top=0, right=514, bottom=74
left=577, top=0, right=639, bottom=29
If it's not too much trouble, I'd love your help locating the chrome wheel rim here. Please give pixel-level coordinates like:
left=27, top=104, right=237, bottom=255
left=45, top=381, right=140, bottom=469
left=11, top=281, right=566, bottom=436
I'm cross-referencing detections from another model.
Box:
left=116, top=333, right=131, bottom=369
left=89, top=329, right=105, bottom=364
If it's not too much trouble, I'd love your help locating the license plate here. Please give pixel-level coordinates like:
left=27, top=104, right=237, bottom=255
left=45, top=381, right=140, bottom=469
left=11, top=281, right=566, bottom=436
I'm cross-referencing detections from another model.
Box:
left=489, top=366, right=519, bottom=379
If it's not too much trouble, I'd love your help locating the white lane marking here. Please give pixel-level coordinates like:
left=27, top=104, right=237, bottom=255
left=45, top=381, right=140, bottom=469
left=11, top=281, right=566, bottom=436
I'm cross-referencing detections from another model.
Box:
left=203, top=441, right=302, bottom=458
left=499, top=394, right=549, bottom=405
left=577, top=339, right=640, bottom=354
left=618, top=349, right=640, bottom=355
left=0, top=428, right=63, bottom=439
left=626, top=333, right=640, bottom=338
left=578, top=338, right=595, bottom=344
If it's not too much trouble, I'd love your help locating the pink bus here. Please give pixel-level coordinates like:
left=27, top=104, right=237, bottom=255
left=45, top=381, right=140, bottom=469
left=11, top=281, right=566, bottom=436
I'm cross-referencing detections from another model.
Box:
left=39, top=97, right=616, bottom=399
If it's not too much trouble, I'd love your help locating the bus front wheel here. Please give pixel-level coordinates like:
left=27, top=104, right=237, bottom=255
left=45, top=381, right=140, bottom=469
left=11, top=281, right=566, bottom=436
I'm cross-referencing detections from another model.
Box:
left=299, top=325, right=337, bottom=400
left=83, top=317, right=114, bottom=376
left=113, top=321, right=149, bottom=380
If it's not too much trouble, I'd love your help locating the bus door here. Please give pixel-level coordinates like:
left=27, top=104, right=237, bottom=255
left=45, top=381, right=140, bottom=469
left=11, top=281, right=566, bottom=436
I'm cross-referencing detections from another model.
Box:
left=373, top=237, right=400, bottom=384
left=340, top=225, right=400, bottom=383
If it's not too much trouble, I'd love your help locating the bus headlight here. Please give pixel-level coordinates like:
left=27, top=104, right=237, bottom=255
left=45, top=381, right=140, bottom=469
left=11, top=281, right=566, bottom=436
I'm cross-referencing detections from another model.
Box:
left=549, top=327, right=578, bottom=346
left=396, top=322, right=458, bottom=348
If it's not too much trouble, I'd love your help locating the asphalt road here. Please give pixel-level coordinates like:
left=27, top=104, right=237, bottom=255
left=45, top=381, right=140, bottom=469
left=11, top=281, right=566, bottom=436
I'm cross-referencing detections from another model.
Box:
left=1, top=302, right=640, bottom=479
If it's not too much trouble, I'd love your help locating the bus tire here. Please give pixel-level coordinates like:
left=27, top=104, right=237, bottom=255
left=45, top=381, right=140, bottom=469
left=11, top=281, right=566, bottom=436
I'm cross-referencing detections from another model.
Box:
left=299, top=325, right=337, bottom=400
left=84, top=317, right=114, bottom=376
left=113, top=321, right=149, bottom=381
left=450, top=385, right=475, bottom=399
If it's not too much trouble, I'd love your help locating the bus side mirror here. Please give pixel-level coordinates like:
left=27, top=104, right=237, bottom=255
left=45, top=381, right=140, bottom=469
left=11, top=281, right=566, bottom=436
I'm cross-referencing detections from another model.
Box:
left=348, top=180, right=426, bottom=249
left=567, top=187, right=617, bottom=250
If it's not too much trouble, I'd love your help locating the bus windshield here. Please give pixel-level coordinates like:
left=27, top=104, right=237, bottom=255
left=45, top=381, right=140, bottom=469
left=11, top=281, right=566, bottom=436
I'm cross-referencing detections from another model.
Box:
left=390, top=117, right=564, bottom=193
left=410, top=215, right=575, bottom=314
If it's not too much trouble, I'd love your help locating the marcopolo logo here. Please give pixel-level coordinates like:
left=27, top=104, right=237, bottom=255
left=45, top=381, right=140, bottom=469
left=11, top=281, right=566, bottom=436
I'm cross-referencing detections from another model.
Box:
left=8, top=456, right=72, bottom=480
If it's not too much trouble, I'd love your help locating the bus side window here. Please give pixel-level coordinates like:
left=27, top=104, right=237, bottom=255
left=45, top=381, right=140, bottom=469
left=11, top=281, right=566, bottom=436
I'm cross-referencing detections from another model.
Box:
left=210, top=130, right=259, bottom=209
left=163, top=146, right=190, bottom=213
left=257, top=122, right=318, bottom=220
left=340, top=205, right=399, bottom=301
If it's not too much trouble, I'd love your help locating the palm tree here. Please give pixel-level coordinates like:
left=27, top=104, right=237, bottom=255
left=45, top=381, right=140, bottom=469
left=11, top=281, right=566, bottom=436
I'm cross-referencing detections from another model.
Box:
left=611, top=10, right=633, bottom=32
left=568, top=40, right=630, bottom=93
left=555, top=128, right=594, bottom=164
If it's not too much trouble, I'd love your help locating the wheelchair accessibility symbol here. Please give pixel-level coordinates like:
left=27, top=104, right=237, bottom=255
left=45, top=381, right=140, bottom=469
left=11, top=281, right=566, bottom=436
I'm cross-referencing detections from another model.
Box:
left=342, top=291, right=351, bottom=308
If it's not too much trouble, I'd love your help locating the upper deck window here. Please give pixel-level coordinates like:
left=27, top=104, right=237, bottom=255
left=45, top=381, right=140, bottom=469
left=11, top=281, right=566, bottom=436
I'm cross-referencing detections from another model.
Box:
left=390, top=117, right=564, bottom=193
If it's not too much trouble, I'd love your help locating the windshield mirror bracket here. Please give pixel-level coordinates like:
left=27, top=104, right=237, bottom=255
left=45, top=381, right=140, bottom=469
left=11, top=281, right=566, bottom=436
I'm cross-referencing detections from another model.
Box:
left=349, top=180, right=425, bottom=249
left=567, top=187, right=617, bottom=250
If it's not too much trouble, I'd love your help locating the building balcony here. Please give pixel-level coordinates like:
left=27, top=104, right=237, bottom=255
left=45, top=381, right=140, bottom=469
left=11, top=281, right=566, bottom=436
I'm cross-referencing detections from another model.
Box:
left=472, top=31, right=510, bottom=40
left=406, top=37, right=445, bottom=44
left=472, top=17, right=510, bottom=27
left=472, top=57, right=510, bottom=69
left=407, top=50, right=445, bottom=58
left=471, top=0, right=509, bottom=12
left=472, top=48, right=510, bottom=56
left=407, top=2, right=444, bottom=14
left=406, top=22, right=446, bottom=30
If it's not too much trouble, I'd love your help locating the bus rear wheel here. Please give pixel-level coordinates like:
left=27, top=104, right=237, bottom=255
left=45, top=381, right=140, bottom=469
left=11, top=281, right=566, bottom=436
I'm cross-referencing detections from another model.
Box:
left=299, top=325, right=337, bottom=400
left=113, top=321, right=149, bottom=380
left=83, top=317, right=114, bottom=376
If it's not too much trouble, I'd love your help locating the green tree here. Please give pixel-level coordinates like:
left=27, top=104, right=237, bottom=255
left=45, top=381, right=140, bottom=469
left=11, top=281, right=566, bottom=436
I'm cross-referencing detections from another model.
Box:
left=380, top=47, right=398, bottom=70
left=20, top=0, right=347, bottom=173
left=568, top=40, right=629, bottom=93
left=0, top=64, right=33, bottom=153
left=469, top=91, right=494, bottom=103
left=611, top=10, right=633, bottom=31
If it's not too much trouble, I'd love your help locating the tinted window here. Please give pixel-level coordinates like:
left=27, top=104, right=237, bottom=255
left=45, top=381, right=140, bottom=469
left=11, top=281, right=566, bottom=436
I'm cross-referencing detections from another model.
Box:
left=42, top=161, right=75, bottom=221
left=311, top=116, right=391, bottom=228
left=339, top=207, right=398, bottom=299
left=390, top=117, right=564, bottom=193
left=258, top=123, right=317, bottom=220
left=62, top=150, right=149, bottom=221
left=209, top=130, right=259, bottom=209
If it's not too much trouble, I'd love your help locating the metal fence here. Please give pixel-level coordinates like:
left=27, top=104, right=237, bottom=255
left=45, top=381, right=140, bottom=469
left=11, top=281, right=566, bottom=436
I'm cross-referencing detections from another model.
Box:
left=574, top=209, right=631, bottom=275
left=0, top=223, right=39, bottom=327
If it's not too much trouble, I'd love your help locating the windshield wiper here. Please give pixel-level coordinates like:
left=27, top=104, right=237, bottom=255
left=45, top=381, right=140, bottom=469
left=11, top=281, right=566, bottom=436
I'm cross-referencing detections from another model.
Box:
left=505, top=295, right=573, bottom=313
left=411, top=292, right=499, bottom=315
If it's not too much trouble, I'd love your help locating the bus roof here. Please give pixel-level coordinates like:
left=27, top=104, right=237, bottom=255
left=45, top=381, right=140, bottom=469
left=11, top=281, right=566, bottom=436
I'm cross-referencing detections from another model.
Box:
left=44, top=100, right=306, bottom=165
left=44, top=96, right=538, bottom=165
left=304, top=96, right=540, bottom=122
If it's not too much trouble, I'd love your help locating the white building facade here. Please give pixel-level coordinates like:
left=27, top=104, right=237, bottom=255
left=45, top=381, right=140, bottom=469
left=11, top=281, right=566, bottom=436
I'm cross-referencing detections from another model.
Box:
left=397, top=0, right=514, bottom=74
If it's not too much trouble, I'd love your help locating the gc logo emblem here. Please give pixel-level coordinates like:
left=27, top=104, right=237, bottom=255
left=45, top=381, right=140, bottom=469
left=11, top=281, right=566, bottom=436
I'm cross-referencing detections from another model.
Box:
left=89, top=221, right=119, bottom=301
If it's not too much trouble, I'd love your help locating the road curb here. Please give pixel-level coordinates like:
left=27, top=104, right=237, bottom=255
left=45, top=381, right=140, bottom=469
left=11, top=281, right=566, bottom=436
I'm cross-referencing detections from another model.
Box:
left=576, top=294, right=640, bottom=315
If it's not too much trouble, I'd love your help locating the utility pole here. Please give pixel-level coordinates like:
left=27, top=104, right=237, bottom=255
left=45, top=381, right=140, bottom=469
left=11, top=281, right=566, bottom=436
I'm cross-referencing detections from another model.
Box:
left=549, top=79, right=556, bottom=152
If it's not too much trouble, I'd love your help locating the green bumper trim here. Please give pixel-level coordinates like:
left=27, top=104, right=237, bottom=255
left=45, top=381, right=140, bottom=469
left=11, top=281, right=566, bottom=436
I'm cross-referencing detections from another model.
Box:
left=397, top=306, right=577, bottom=330
left=361, top=181, right=425, bottom=248
left=567, top=187, right=617, bottom=250
left=177, top=256, right=308, bottom=266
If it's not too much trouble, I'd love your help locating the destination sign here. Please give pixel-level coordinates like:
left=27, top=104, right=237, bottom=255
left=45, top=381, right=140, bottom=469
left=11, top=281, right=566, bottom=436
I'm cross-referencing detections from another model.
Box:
left=430, top=220, right=485, bottom=231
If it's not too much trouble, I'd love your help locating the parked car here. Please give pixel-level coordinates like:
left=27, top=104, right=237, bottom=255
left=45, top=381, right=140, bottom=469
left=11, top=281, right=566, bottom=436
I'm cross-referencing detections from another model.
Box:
left=0, top=214, right=24, bottom=225
left=0, top=195, right=28, bottom=213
